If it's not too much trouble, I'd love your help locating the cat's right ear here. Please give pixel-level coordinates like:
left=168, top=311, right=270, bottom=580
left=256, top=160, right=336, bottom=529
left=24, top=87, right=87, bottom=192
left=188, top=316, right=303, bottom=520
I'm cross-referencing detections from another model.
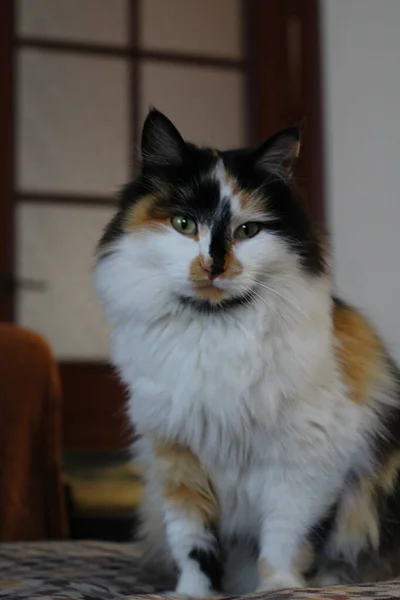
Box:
left=141, top=108, right=186, bottom=167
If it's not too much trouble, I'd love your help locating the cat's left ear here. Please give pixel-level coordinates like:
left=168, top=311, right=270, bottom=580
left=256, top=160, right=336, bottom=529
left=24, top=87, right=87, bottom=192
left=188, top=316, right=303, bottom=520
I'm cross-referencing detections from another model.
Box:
left=254, top=126, right=301, bottom=178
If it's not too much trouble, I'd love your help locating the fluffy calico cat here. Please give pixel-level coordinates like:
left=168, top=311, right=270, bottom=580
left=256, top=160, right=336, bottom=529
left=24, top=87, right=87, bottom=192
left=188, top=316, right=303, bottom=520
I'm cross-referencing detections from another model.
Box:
left=94, top=109, right=400, bottom=597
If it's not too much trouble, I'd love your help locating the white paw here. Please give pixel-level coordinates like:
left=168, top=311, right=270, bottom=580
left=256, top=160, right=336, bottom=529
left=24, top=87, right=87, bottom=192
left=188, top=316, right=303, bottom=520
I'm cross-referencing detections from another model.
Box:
left=256, top=573, right=305, bottom=592
left=169, top=569, right=217, bottom=598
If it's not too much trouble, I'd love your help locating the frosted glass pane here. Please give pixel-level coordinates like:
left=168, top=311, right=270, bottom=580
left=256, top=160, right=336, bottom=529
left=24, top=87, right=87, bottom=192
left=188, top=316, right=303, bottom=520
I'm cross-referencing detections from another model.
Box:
left=140, top=62, right=246, bottom=149
left=16, top=203, right=114, bottom=360
left=17, top=0, right=129, bottom=46
left=141, top=0, right=242, bottom=58
left=17, top=50, right=130, bottom=196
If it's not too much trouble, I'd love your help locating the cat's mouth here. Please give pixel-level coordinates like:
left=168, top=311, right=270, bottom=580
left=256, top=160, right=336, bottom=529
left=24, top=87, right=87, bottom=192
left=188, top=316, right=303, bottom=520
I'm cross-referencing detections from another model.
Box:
left=179, top=286, right=255, bottom=314
left=191, top=282, right=227, bottom=303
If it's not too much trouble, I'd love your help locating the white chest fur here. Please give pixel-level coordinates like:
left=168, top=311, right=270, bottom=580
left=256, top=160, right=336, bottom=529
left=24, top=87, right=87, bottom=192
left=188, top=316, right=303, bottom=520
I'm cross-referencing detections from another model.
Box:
left=111, top=298, right=361, bottom=480
left=112, top=300, right=365, bottom=556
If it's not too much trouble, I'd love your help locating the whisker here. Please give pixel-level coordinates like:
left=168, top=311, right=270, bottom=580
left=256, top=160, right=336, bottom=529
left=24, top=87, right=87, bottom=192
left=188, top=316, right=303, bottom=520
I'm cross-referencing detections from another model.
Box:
left=252, top=279, right=307, bottom=318
left=252, top=289, right=297, bottom=329
left=245, top=288, right=292, bottom=335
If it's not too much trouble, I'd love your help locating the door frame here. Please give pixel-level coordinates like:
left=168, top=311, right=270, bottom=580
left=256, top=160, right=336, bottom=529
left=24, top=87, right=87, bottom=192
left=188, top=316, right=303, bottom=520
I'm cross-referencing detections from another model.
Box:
left=245, top=0, right=325, bottom=224
left=0, top=0, right=325, bottom=451
left=0, top=0, right=15, bottom=322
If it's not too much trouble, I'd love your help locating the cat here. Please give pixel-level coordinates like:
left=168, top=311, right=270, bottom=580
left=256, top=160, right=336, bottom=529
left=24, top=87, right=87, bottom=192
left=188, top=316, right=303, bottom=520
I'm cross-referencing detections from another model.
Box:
left=94, top=108, right=400, bottom=597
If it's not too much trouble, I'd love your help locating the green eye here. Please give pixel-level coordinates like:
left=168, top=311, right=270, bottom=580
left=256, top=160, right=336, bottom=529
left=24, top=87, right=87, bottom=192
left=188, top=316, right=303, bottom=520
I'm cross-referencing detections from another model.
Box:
left=234, top=222, right=262, bottom=240
left=171, top=215, right=198, bottom=236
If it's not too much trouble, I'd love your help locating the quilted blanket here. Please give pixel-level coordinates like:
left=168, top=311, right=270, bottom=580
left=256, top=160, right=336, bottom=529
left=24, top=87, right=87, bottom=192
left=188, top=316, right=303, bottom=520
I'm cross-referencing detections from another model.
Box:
left=1, top=541, right=400, bottom=600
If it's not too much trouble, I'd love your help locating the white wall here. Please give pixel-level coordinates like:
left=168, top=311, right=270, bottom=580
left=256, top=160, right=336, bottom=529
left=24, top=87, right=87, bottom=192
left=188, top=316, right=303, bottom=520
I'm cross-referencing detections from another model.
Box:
left=322, top=0, right=400, bottom=361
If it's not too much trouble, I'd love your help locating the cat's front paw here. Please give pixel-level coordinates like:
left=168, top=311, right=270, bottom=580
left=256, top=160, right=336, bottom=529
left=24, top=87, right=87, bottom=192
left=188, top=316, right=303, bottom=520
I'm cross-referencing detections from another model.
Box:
left=167, top=571, right=218, bottom=598
left=256, top=572, right=305, bottom=593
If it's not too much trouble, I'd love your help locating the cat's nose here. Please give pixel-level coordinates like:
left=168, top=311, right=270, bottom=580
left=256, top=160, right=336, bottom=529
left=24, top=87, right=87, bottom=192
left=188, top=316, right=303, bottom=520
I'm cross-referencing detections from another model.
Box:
left=204, top=262, right=224, bottom=280
left=199, top=256, right=224, bottom=279
left=202, top=263, right=214, bottom=280
left=206, top=269, right=216, bottom=281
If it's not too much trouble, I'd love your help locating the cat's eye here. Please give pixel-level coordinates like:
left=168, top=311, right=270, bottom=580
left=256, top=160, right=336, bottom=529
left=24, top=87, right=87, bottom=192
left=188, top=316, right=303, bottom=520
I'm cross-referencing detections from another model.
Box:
left=234, top=222, right=262, bottom=240
left=171, top=215, right=198, bottom=236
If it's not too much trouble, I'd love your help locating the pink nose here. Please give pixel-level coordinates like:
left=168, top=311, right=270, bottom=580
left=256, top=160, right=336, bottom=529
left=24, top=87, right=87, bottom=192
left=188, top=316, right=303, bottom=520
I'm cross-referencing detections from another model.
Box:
left=204, top=264, right=225, bottom=280
left=201, top=264, right=214, bottom=280
left=199, top=257, right=225, bottom=280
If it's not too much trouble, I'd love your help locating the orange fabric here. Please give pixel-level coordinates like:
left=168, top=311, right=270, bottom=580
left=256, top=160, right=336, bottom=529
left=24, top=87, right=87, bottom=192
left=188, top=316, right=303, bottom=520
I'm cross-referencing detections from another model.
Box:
left=0, top=324, right=68, bottom=541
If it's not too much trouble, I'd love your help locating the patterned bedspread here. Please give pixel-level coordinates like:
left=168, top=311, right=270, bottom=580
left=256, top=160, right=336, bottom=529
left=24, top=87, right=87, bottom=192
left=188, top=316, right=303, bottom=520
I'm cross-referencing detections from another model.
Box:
left=1, top=541, right=400, bottom=600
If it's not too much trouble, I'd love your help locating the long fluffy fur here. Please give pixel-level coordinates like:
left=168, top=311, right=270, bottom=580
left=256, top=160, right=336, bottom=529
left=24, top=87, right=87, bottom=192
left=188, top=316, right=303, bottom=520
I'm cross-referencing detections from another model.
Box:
left=94, top=109, right=400, bottom=596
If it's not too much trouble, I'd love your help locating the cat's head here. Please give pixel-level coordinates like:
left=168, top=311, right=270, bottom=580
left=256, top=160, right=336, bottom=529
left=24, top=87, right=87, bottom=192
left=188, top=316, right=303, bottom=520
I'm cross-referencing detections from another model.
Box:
left=95, top=109, right=326, bottom=321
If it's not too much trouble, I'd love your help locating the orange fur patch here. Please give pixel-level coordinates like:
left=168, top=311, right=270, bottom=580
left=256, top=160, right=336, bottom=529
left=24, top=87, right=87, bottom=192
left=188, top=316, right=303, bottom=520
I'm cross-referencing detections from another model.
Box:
left=239, top=191, right=266, bottom=214
left=223, top=170, right=266, bottom=214
left=163, top=482, right=217, bottom=521
left=335, top=477, right=380, bottom=550
left=377, top=451, right=400, bottom=493
left=154, top=441, right=217, bottom=524
left=333, top=302, right=384, bottom=404
left=124, top=194, right=169, bottom=232
left=333, top=451, right=400, bottom=553
left=189, top=257, right=227, bottom=302
left=320, top=305, right=398, bottom=556
left=189, top=251, right=242, bottom=303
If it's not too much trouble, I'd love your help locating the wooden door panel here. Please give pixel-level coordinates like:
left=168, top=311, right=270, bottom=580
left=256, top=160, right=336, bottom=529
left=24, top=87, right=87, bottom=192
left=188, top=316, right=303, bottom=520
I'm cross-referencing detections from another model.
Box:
left=246, top=0, right=324, bottom=224
left=60, top=362, right=130, bottom=452
left=0, top=0, right=15, bottom=322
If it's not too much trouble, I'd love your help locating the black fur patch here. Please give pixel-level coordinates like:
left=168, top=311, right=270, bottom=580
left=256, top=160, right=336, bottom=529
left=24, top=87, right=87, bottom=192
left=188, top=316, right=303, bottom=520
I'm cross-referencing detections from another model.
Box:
left=149, top=173, right=222, bottom=226
left=179, top=290, right=255, bottom=314
left=373, top=356, right=400, bottom=553
left=189, top=545, right=223, bottom=591
left=374, top=357, right=400, bottom=460
left=305, top=502, right=339, bottom=578
left=209, top=202, right=232, bottom=276
left=97, top=208, right=125, bottom=252
left=97, top=182, right=145, bottom=251
left=377, top=470, right=400, bottom=553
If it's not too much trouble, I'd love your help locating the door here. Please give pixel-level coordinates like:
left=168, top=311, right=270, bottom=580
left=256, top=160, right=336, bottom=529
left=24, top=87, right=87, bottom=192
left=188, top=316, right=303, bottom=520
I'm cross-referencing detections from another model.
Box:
left=0, top=1, right=14, bottom=322
left=0, top=0, right=323, bottom=452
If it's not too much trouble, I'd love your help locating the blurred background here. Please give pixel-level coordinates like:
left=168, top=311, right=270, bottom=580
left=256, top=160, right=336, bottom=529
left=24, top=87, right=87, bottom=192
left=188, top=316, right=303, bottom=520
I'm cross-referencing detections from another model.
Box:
left=0, top=0, right=399, bottom=543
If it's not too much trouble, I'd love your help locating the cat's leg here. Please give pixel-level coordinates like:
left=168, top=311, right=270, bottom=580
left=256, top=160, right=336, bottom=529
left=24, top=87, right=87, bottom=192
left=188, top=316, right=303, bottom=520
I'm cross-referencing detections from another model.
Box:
left=311, top=468, right=399, bottom=587
left=256, top=476, right=325, bottom=592
left=154, top=441, right=222, bottom=598
left=311, top=566, right=352, bottom=587
left=222, top=541, right=258, bottom=595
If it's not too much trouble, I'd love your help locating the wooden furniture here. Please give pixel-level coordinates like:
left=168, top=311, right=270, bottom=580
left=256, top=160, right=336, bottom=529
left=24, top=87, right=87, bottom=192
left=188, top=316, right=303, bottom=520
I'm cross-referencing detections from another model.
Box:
left=0, top=324, right=68, bottom=540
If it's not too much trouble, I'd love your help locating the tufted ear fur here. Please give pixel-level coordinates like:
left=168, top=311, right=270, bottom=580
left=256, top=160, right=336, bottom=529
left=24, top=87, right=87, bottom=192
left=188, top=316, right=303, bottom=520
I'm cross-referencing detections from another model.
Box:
left=141, top=108, right=186, bottom=167
left=254, top=126, right=301, bottom=178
